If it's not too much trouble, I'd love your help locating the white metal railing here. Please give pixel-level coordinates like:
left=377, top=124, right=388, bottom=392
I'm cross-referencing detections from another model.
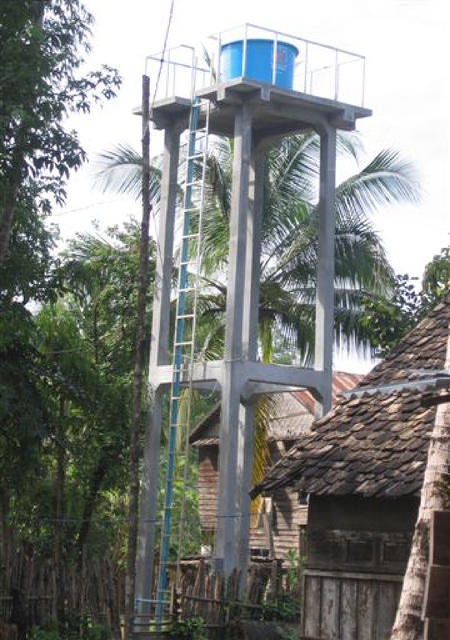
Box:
left=145, top=23, right=366, bottom=107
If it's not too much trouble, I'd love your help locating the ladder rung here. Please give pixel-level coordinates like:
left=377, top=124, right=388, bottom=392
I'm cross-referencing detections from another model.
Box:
left=179, top=259, right=198, bottom=267
left=174, top=340, right=193, bottom=347
left=182, top=234, right=199, bottom=242
left=185, top=181, right=202, bottom=189
left=177, top=285, right=196, bottom=292
left=187, top=153, right=204, bottom=160
left=183, top=207, right=200, bottom=213
left=176, top=313, right=195, bottom=319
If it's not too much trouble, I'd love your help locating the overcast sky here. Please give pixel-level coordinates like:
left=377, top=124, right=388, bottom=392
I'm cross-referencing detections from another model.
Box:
left=56, top=0, right=449, bottom=370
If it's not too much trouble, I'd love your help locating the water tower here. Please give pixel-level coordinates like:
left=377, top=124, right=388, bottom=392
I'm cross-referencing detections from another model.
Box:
left=136, top=24, right=371, bottom=620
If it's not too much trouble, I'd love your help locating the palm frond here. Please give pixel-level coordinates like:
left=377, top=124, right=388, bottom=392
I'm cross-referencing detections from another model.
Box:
left=92, top=144, right=162, bottom=201
left=335, top=149, right=420, bottom=223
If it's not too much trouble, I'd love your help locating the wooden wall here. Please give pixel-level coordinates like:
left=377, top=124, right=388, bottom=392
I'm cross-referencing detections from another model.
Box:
left=197, top=446, right=307, bottom=560
left=302, top=570, right=402, bottom=640
left=301, top=495, right=417, bottom=640
left=198, top=447, right=218, bottom=531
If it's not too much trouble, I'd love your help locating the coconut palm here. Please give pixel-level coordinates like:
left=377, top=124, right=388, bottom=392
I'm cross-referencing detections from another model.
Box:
left=179, top=132, right=417, bottom=363
left=94, top=129, right=420, bottom=562
left=95, top=132, right=419, bottom=361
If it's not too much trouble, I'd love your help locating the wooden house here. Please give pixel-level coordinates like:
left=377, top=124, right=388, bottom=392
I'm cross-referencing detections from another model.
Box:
left=253, top=296, right=450, bottom=640
left=189, top=373, right=361, bottom=560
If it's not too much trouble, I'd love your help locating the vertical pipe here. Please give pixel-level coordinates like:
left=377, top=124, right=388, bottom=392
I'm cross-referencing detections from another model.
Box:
left=272, top=33, right=278, bottom=85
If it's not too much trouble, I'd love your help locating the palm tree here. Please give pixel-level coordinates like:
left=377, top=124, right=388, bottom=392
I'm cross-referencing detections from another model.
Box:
left=96, top=133, right=419, bottom=361
left=184, top=132, right=418, bottom=362
left=94, top=127, right=419, bottom=467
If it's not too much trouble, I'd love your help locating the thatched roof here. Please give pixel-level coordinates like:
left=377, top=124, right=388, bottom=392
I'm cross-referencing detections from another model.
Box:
left=252, top=295, right=450, bottom=500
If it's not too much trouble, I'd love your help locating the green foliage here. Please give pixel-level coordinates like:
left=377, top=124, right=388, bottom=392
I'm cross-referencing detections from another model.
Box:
left=0, top=0, right=121, bottom=204
left=171, top=616, right=207, bottom=640
left=359, top=274, right=422, bottom=357
left=360, top=246, right=450, bottom=357
left=258, top=595, right=298, bottom=622
left=421, top=245, right=450, bottom=312
left=30, top=617, right=108, bottom=640
left=284, top=548, right=304, bottom=592
left=30, top=627, right=61, bottom=640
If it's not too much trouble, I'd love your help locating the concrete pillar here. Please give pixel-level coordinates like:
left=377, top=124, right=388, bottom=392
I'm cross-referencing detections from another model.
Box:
left=237, top=143, right=265, bottom=590
left=135, top=124, right=181, bottom=615
left=149, top=124, right=181, bottom=369
left=314, top=125, right=336, bottom=415
left=215, top=102, right=253, bottom=574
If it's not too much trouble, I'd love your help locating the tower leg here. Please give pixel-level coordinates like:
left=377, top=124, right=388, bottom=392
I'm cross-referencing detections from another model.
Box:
left=314, top=125, right=337, bottom=415
left=135, top=124, right=181, bottom=616
left=215, top=103, right=253, bottom=575
left=237, top=142, right=266, bottom=591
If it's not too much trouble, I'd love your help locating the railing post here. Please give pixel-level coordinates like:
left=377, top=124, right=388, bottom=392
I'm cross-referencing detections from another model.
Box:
left=242, top=24, right=248, bottom=77
left=334, top=49, right=339, bottom=100
left=304, top=42, right=309, bottom=93
left=272, top=33, right=278, bottom=85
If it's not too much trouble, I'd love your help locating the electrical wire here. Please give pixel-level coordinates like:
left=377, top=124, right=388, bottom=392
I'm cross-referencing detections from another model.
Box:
left=151, top=0, right=176, bottom=106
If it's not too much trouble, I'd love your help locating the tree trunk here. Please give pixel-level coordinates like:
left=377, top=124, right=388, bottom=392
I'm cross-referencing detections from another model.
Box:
left=76, top=454, right=108, bottom=571
left=0, top=185, right=19, bottom=265
left=391, top=330, right=450, bottom=639
left=55, top=396, right=66, bottom=634
left=125, top=74, right=151, bottom=639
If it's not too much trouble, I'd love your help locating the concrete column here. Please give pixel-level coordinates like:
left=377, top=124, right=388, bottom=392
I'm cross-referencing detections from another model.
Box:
left=314, top=125, right=336, bottom=415
left=237, top=143, right=265, bottom=589
left=215, top=102, right=253, bottom=575
left=150, top=124, right=181, bottom=369
left=135, top=124, right=181, bottom=615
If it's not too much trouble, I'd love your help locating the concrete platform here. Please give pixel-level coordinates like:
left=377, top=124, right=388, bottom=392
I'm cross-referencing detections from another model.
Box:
left=150, top=78, right=371, bottom=136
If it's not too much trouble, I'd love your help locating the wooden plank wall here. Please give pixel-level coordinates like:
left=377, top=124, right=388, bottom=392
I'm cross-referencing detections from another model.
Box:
left=198, top=447, right=218, bottom=531
left=302, top=571, right=402, bottom=640
left=198, top=447, right=307, bottom=560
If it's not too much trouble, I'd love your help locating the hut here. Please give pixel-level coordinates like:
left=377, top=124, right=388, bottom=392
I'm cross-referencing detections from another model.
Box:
left=189, top=373, right=361, bottom=560
left=252, top=295, right=450, bottom=639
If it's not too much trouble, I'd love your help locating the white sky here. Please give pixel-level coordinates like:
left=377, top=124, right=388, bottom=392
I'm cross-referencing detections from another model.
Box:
left=56, top=0, right=449, bottom=371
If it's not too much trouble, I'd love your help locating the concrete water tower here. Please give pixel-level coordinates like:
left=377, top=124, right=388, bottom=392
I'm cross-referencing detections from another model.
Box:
left=136, top=23, right=371, bottom=612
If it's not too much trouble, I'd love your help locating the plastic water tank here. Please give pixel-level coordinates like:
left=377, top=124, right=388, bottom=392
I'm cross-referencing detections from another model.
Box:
left=220, top=39, right=299, bottom=89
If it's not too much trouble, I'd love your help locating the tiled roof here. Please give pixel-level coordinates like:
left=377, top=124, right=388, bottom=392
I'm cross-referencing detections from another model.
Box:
left=252, top=294, right=450, bottom=499
left=189, top=372, right=362, bottom=448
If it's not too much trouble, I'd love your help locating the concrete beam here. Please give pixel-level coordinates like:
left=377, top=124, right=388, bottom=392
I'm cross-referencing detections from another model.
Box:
left=148, top=360, right=223, bottom=389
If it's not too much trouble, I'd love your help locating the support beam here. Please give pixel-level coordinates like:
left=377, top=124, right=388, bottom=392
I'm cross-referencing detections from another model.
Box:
left=215, top=102, right=253, bottom=574
left=150, top=125, right=181, bottom=369
left=314, top=125, right=336, bottom=415
left=135, top=125, right=181, bottom=617
left=238, top=143, right=265, bottom=590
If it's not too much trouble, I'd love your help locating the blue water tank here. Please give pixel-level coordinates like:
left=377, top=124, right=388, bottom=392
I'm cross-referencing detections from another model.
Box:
left=220, top=39, right=299, bottom=89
